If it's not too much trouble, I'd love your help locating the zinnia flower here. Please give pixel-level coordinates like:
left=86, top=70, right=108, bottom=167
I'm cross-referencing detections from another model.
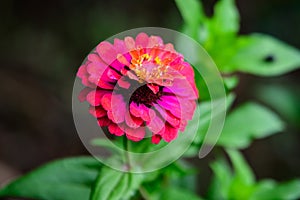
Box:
left=77, top=33, right=198, bottom=144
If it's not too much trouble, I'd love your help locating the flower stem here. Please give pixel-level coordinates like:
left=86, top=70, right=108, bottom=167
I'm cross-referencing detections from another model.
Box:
left=123, top=136, right=131, bottom=171
left=139, top=186, right=151, bottom=200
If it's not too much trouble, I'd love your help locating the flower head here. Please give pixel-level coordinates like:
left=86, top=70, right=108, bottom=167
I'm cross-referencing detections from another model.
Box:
left=77, top=33, right=198, bottom=144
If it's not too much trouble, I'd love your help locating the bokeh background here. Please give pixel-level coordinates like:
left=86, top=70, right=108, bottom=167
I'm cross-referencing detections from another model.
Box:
left=0, top=0, right=299, bottom=196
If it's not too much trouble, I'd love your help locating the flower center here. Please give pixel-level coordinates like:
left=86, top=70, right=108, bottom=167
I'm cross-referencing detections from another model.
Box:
left=129, top=84, right=163, bottom=106
left=130, top=53, right=169, bottom=83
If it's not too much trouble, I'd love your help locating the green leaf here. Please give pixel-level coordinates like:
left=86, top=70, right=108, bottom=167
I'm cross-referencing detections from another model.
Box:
left=161, top=187, right=203, bottom=200
left=208, top=157, right=233, bottom=199
left=90, top=166, right=144, bottom=200
left=227, top=149, right=255, bottom=199
left=250, top=179, right=300, bottom=200
left=230, top=34, right=300, bottom=76
left=190, top=93, right=235, bottom=145
left=175, top=0, right=205, bottom=38
left=218, top=102, right=285, bottom=148
left=227, top=149, right=255, bottom=185
left=0, top=157, right=101, bottom=200
left=224, top=76, right=239, bottom=91
left=184, top=93, right=235, bottom=157
left=208, top=150, right=255, bottom=199
left=209, top=150, right=300, bottom=200
left=211, top=0, right=240, bottom=35
left=166, top=161, right=198, bottom=193
left=201, top=0, right=240, bottom=71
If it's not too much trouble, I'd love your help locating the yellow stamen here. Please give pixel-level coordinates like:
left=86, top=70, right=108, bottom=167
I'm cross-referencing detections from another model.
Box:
left=154, top=56, right=161, bottom=65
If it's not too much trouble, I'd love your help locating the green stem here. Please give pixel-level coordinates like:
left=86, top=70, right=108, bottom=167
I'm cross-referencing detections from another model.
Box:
left=139, top=186, right=151, bottom=200
left=123, top=136, right=131, bottom=171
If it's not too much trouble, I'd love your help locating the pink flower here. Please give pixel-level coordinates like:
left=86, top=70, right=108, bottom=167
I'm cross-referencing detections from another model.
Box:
left=77, top=33, right=198, bottom=144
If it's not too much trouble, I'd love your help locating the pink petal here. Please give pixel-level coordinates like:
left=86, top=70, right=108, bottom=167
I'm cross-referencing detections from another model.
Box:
left=125, top=127, right=146, bottom=142
left=161, top=124, right=178, bottom=142
left=154, top=104, right=180, bottom=128
left=179, top=119, right=188, bottom=132
left=147, top=84, right=159, bottom=94
left=78, top=87, right=92, bottom=102
left=129, top=103, right=155, bottom=122
left=157, top=95, right=181, bottom=118
left=77, top=65, right=96, bottom=88
left=164, top=78, right=197, bottom=99
left=147, top=113, right=165, bottom=134
left=108, top=109, right=125, bottom=123
left=125, top=111, right=143, bottom=128
left=159, top=95, right=180, bottom=107
left=129, top=102, right=141, bottom=117
left=82, top=78, right=96, bottom=88
left=113, top=38, right=127, bottom=54
left=165, top=110, right=180, bottom=128
left=151, top=134, right=162, bottom=144
left=107, top=68, right=121, bottom=80
left=77, top=64, right=88, bottom=79
left=87, top=53, right=103, bottom=63
left=86, top=62, right=106, bottom=76
left=117, top=53, right=131, bottom=66
left=96, top=41, right=117, bottom=65
left=164, top=43, right=175, bottom=52
left=124, top=37, right=135, bottom=50
left=89, top=106, right=107, bottom=118
left=108, top=123, right=124, bottom=136
left=96, top=80, right=115, bottom=90
left=148, top=36, right=163, bottom=48
left=86, top=90, right=108, bottom=106
left=86, top=62, right=116, bottom=88
left=110, top=60, right=124, bottom=71
left=135, top=33, right=149, bottom=48
left=106, top=94, right=126, bottom=123
left=117, top=77, right=131, bottom=89
left=97, top=116, right=111, bottom=127
left=180, top=100, right=196, bottom=120
left=101, top=93, right=112, bottom=110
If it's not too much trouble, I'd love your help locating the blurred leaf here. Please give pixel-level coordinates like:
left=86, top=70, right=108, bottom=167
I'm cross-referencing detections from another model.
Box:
left=90, top=166, right=122, bottom=200
left=143, top=185, right=203, bottom=200
left=184, top=93, right=235, bottom=157
left=208, top=150, right=300, bottom=200
left=218, top=102, right=285, bottom=148
left=166, top=161, right=198, bottom=193
left=223, top=76, right=239, bottom=91
left=0, top=157, right=101, bottom=200
left=201, top=0, right=240, bottom=71
left=90, top=166, right=143, bottom=200
left=227, top=149, right=255, bottom=185
left=211, top=0, right=239, bottom=35
left=209, top=150, right=255, bottom=199
left=250, top=179, right=300, bottom=200
left=175, top=0, right=205, bottom=38
left=208, top=156, right=233, bottom=199
left=227, top=149, right=255, bottom=199
left=142, top=161, right=198, bottom=200
left=193, top=93, right=235, bottom=144
left=230, top=34, right=300, bottom=76
left=161, top=187, right=203, bottom=200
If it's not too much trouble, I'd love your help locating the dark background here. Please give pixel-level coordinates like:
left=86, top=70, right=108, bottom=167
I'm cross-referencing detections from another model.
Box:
left=0, top=0, right=299, bottom=196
